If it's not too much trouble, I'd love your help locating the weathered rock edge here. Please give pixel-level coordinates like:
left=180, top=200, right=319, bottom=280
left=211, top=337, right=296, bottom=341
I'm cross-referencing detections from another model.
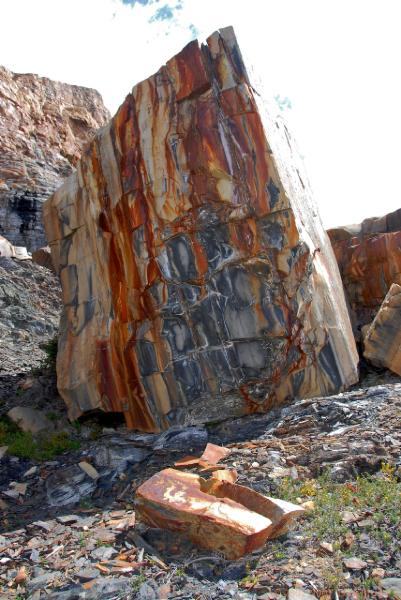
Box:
left=44, top=27, right=358, bottom=430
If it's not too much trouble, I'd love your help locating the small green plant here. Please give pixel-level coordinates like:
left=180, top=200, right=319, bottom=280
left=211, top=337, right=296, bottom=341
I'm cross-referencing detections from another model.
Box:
left=0, top=417, right=80, bottom=461
left=277, top=470, right=401, bottom=554
left=321, top=564, right=343, bottom=591
left=362, top=577, right=376, bottom=591
left=79, top=497, right=95, bottom=510
left=131, top=571, right=147, bottom=592
left=72, top=420, right=82, bottom=433
left=32, top=335, right=58, bottom=374
left=46, top=411, right=59, bottom=422
left=240, top=573, right=259, bottom=589
left=41, top=336, right=58, bottom=368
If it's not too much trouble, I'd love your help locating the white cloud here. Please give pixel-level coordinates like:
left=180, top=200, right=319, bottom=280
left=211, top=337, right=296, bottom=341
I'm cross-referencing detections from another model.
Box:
left=1, top=0, right=400, bottom=227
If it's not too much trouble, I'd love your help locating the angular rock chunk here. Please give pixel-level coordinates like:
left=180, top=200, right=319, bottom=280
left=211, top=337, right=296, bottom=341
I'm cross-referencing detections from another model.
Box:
left=32, top=246, right=55, bottom=272
left=328, top=207, right=401, bottom=335
left=135, top=468, right=303, bottom=558
left=44, top=27, right=358, bottom=430
left=363, top=283, right=401, bottom=374
left=7, top=406, right=54, bottom=435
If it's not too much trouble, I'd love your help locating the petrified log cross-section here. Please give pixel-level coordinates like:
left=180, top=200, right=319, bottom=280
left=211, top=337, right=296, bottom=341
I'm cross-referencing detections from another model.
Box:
left=44, top=27, right=358, bottom=431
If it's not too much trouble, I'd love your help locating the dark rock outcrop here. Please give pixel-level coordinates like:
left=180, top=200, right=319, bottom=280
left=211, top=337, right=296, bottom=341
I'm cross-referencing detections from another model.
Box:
left=0, top=65, right=109, bottom=250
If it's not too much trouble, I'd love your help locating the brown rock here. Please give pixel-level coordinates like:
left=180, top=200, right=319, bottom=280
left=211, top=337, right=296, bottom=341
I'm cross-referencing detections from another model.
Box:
left=319, top=541, right=334, bottom=554
left=31, top=246, right=55, bottom=272
left=44, top=27, right=358, bottom=430
left=201, top=443, right=231, bottom=464
left=328, top=207, right=401, bottom=335
left=78, top=461, right=100, bottom=480
left=0, top=65, right=109, bottom=249
left=135, top=467, right=304, bottom=558
left=363, top=283, right=401, bottom=374
left=343, top=557, right=368, bottom=570
left=14, top=566, right=27, bottom=585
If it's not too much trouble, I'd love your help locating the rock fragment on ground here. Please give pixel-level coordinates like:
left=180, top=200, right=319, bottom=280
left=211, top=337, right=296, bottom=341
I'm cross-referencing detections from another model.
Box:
left=135, top=467, right=303, bottom=558
left=7, top=406, right=54, bottom=434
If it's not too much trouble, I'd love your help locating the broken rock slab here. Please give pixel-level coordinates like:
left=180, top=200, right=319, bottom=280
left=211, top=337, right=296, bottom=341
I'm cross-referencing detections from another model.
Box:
left=363, top=283, right=401, bottom=375
left=135, top=467, right=303, bottom=558
left=44, top=26, right=358, bottom=431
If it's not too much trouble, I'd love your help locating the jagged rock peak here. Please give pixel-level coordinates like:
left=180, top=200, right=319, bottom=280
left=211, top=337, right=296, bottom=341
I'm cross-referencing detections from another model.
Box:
left=0, top=65, right=110, bottom=249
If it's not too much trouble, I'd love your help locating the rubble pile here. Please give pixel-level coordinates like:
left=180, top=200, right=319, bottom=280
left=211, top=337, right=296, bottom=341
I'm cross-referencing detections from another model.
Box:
left=0, top=383, right=400, bottom=598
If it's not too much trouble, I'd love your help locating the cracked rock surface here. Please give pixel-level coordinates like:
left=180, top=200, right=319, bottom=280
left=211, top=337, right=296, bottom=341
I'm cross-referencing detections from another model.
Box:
left=44, top=27, right=357, bottom=430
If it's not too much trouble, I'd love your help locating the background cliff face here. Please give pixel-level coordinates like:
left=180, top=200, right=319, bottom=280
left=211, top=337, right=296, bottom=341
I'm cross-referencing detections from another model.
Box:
left=0, top=66, right=110, bottom=250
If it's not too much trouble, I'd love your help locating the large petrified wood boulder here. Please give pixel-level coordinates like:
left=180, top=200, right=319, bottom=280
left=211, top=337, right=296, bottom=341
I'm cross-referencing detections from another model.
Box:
left=328, top=207, right=401, bottom=336
left=363, top=283, right=401, bottom=374
left=44, top=27, right=358, bottom=430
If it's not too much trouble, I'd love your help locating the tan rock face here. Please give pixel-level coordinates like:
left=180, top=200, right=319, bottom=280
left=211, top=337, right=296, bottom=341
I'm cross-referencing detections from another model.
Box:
left=363, top=283, right=401, bottom=374
left=0, top=65, right=110, bottom=249
left=45, top=27, right=358, bottom=430
left=328, top=207, right=401, bottom=335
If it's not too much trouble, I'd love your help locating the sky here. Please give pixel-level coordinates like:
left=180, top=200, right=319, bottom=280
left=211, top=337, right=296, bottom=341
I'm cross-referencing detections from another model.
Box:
left=1, top=0, right=400, bottom=228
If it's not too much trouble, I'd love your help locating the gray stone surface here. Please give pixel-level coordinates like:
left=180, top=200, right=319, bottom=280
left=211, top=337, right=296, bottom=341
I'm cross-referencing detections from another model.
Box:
left=7, top=406, right=54, bottom=434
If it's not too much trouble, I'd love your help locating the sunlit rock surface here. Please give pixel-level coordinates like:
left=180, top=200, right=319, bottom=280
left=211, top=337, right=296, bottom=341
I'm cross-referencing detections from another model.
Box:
left=135, top=467, right=304, bottom=558
left=0, top=65, right=109, bottom=250
left=45, top=27, right=358, bottom=430
left=364, top=283, right=401, bottom=374
left=328, top=207, right=401, bottom=336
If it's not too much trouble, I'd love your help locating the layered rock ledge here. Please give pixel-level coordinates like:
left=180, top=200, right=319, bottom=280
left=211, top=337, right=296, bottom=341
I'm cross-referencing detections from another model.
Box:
left=44, top=27, right=358, bottom=430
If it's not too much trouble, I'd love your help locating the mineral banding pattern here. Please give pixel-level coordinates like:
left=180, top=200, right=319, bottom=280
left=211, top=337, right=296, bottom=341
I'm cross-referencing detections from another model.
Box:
left=44, top=27, right=358, bottom=431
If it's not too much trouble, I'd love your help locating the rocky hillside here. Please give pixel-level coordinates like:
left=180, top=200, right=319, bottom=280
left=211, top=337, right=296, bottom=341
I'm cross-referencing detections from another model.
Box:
left=0, top=255, right=61, bottom=375
left=0, top=66, right=110, bottom=250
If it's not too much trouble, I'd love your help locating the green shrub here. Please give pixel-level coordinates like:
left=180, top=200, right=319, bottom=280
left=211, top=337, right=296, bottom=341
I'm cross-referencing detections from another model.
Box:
left=0, top=416, right=80, bottom=461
